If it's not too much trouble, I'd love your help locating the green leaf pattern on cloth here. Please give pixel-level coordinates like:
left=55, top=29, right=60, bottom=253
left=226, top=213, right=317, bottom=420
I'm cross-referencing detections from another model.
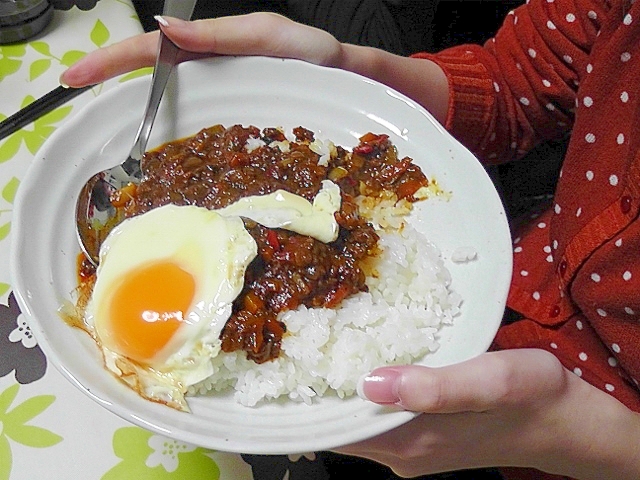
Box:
left=0, top=12, right=151, bottom=256
left=90, top=19, right=111, bottom=47
left=0, top=19, right=82, bottom=472
left=0, top=223, right=9, bottom=243
left=29, top=58, right=52, bottom=81
left=0, top=44, right=26, bottom=81
left=0, top=95, right=73, bottom=163
left=0, top=384, right=63, bottom=480
left=102, top=427, right=221, bottom=480
left=1, top=177, right=19, bottom=204
left=29, top=41, right=51, bottom=56
left=0, top=91, right=74, bottom=255
left=0, top=18, right=113, bottom=82
left=60, top=50, right=87, bottom=68
left=120, top=66, right=154, bottom=82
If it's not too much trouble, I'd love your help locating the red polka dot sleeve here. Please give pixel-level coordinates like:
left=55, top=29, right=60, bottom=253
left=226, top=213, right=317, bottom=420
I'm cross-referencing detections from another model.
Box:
left=414, top=0, right=605, bottom=165
left=414, top=1, right=640, bottom=477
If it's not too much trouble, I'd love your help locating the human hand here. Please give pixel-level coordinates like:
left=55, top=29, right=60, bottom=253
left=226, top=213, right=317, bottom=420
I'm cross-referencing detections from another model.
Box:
left=339, top=349, right=640, bottom=480
left=59, top=12, right=449, bottom=123
left=59, top=13, right=343, bottom=87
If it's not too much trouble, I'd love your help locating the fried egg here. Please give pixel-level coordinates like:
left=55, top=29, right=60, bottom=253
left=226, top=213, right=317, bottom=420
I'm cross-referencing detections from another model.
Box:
left=84, top=184, right=342, bottom=410
left=85, top=204, right=257, bottom=410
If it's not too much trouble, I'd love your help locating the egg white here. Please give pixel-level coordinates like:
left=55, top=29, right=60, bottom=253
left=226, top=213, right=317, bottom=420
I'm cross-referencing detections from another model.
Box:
left=84, top=185, right=342, bottom=410
left=85, top=204, right=257, bottom=410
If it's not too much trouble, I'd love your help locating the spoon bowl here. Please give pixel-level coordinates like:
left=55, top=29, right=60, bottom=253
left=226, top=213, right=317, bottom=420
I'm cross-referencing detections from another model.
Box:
left=75, top=0, right=197, bottom=266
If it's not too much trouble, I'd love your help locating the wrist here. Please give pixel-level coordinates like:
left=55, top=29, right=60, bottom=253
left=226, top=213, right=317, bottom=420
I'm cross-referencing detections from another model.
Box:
left=337, top=43, right=449, bottom=124
left=533, top=371, right=640, bottom=480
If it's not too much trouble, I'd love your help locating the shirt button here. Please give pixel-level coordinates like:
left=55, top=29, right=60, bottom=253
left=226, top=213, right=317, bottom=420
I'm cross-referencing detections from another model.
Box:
left=621, top=195, right=632, bottom=214
left=550, top=305, right=561, bottom=317
left=559, top=260, right=567, bottom=276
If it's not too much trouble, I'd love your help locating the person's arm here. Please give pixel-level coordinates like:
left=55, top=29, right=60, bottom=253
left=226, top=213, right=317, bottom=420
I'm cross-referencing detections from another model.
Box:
left=60, top=13, right=449, bottom=124
left=60, top=0, right=601, bottom=165
left=419, top=0, right=607, bottom=164
left=341, top=349, right=640, bottom=480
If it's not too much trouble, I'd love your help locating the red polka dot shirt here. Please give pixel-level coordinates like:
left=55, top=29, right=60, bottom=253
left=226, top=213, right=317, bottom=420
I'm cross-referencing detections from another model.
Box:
left=417, top=0, right=640, bottom=419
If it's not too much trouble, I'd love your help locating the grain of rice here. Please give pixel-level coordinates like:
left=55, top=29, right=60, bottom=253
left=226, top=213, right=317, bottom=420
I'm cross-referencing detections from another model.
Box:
left=451, top=246, right=478, bottom=263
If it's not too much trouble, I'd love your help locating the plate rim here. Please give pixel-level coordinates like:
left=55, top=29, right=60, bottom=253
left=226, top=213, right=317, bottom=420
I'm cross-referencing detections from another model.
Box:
left=9, top=55, right=512, bottom=454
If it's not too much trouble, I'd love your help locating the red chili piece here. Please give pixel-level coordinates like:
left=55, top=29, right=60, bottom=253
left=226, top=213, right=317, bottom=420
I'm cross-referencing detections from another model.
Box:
left=265, top=229, right=280, bottom=250
left=353, top=144, right=374, bottom=155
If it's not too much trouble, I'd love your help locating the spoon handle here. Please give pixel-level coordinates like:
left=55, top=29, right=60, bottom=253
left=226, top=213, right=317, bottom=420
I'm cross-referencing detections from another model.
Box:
left=162, top=0, right=198, bottom=21
left=126, top=0, right=198, bottom=163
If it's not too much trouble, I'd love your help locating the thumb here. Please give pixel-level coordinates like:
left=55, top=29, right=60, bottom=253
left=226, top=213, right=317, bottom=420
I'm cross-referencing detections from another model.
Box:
left=357, top=362, right=494, bottom=413
left=357, top=350, right=563, bottom=413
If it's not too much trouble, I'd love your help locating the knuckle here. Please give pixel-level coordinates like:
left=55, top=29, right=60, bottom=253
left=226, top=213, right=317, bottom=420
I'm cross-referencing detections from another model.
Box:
left=489, top=349, right=567, bottom=405
left=246, top=11, right=286, bottom=33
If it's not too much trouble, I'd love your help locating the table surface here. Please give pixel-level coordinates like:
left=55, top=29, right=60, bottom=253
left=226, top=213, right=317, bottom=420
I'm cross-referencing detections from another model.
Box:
left=0, top=3, right=329, bottom=479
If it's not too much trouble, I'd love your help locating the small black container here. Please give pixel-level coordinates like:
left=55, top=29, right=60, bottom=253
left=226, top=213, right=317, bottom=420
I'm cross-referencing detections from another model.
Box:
left=0, top=0, right=53, bottom=44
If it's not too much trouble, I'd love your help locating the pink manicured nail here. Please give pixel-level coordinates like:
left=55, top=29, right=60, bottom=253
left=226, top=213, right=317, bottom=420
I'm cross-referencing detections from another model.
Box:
left=356, top=368, right=402, bottom=404
left=155, top=15, right=190, bottom=29
left=154, top=15, right=169, bottom=27
left=59, top=64, right=89, bottom=88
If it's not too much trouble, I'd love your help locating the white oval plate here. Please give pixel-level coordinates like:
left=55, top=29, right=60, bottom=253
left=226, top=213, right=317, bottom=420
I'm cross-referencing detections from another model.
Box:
left=10, top=56, right=512, bottom=455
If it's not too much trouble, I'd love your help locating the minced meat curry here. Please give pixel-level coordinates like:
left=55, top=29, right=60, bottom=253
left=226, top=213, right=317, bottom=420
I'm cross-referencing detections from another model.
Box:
left=78, top=125, right=429, bottom=363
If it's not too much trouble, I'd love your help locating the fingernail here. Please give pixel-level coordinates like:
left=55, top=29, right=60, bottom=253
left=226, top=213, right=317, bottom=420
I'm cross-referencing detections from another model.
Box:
left=356, top=368, right=402, bottom=404
left=59, top=63, right=91, bottom=88
left=155, top=15, right=190, bottom=28
left=59, top=67, right=77, bottom=88
left=154, top=15, right=169, bottom=27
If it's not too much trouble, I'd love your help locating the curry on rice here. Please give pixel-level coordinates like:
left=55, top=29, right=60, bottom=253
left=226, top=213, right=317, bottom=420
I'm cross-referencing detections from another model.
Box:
left=77, top=124, right=429, bottom=364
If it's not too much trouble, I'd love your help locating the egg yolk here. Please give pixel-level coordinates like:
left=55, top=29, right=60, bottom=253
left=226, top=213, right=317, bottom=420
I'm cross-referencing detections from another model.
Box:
left=108, top=261, right=195, bottom=364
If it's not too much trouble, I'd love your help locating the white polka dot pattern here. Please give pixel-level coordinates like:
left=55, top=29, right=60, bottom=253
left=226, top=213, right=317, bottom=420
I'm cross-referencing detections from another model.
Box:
left=440, top=0, right=640, bottom=409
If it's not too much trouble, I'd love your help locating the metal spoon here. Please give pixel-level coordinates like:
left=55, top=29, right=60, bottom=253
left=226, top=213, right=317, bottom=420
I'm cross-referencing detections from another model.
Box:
left=75, top=0, right=197, bottom=266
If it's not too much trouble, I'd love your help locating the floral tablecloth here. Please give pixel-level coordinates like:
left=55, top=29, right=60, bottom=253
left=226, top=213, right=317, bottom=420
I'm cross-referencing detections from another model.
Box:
left=0, top=3, right=277, bottom=479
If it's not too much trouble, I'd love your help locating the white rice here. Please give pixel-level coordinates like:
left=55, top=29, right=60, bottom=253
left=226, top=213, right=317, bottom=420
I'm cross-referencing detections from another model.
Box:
left=188, top=223, right=462, bottom=407
left=451, top=246, right=478, bottom=263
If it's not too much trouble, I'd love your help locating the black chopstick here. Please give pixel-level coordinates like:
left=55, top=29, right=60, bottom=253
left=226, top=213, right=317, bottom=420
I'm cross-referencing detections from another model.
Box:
left=0, top=84, right=95, bottom=142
